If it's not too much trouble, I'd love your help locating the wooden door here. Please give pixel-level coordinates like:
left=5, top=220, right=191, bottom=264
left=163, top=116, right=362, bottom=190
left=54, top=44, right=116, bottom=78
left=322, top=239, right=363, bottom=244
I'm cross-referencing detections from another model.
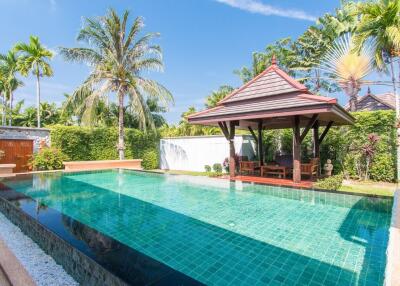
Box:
left=0, top=139, right=33, bottom=172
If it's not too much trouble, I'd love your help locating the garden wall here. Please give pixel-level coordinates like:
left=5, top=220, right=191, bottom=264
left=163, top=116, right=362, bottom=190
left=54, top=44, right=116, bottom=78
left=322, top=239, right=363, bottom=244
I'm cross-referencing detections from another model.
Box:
left=160, top=135, right=256, bottom=172
left=0, top=126, right=50, bottom=152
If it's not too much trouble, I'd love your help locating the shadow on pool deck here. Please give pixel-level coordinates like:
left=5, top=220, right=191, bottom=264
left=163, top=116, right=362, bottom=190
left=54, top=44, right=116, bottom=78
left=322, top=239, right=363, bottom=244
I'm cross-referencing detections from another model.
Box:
left=1, top=173, right=389, bottom=285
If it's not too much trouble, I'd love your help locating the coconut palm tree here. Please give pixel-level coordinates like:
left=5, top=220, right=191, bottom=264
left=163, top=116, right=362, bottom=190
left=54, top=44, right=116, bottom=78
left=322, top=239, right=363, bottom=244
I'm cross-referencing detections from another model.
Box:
left=0, top=51, right=22, bottom=126
left=320, top=34, right=374, bottom=111
left=354, top=0, right=400, bottom=179
left=0, top=68, right=6, bottom=125
left=14, top=36, right=54, bottom=128
left=60, top=9, right=173, bottom=159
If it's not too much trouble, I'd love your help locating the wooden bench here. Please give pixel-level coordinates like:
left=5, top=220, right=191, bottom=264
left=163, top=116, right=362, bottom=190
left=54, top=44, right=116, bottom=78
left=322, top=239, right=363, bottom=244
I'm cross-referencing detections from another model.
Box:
left=261, top=165, right=290, bottom=179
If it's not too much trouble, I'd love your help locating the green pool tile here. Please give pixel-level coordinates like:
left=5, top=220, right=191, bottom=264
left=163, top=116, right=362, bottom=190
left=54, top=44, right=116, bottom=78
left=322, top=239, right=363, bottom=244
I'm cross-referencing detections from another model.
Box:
left=4, top=169, right=392, bottom=285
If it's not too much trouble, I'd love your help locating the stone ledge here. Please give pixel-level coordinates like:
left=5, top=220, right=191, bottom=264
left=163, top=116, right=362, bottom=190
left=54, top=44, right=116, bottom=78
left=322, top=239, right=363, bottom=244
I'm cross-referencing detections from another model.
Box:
left=0, top=238, right=36, bottom=286
left=63, top=159, right=143, bottom=171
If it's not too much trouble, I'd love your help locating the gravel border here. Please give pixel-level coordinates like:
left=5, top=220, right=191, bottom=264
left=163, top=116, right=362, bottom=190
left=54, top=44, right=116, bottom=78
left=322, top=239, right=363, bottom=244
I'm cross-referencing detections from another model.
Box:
left=0, top=212, right=78, bottom=286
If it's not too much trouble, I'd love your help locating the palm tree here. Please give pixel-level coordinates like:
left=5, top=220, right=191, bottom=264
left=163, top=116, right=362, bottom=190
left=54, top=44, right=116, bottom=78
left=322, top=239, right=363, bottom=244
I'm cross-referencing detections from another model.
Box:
left=320, top=34, right=374, bottom=111
left=0, top=51, right=22, bottom=126
left=354, top=0, right=400, bottom=179
left=205, top=85, right=234, bottom=108
left=0, top=68, right=6, bottom=125
left=60, top=9, right=173, bottom=159
left=14, top=36, right=54, bottom=128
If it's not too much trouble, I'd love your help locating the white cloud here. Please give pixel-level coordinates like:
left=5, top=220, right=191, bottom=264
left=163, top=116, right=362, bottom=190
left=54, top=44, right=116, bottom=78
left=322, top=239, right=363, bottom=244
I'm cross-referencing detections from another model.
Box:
left=216, top=0, right=317, bottom=21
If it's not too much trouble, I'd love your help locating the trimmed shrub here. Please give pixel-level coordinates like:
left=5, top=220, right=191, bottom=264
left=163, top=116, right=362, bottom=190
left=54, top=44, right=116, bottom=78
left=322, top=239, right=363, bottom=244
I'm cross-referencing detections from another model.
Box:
left=30, top=147, right=69, bottom=171
left=314, top=174, right=344, bottom=191
left=204, top=165, right=211, bottom=172
left=50, top=125, right=159, bottom=163
left=212, top=163, right=222, bottom=173
left=142, top=149, right=159, bottom=170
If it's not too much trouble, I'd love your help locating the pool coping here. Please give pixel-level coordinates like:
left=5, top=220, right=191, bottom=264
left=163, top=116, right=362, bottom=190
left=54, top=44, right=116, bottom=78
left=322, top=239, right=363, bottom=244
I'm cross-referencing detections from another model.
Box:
left=385, top=189, right=400, bottom=286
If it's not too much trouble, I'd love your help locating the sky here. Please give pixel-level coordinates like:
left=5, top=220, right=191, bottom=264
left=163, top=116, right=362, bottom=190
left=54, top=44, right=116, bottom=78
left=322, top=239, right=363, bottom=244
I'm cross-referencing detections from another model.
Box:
left=0, top=0, right=393, bottom=123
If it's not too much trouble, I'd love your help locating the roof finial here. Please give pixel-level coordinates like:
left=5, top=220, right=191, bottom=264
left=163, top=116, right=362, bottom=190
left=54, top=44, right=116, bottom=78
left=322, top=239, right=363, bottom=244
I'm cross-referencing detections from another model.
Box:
left=271, top=54, right=277, bottom=66
left=367, top=86, right=371, bottom=95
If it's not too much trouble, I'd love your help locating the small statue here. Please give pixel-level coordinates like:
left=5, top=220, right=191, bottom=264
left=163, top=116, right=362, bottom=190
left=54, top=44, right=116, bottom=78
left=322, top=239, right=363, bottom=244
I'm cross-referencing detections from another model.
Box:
left=323, top=159, right=333, bottom=177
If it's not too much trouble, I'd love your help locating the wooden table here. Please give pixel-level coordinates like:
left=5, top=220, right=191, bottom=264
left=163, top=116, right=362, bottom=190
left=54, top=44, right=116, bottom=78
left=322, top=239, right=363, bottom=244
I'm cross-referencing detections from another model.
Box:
left=261, top=165, right=289, bottom=179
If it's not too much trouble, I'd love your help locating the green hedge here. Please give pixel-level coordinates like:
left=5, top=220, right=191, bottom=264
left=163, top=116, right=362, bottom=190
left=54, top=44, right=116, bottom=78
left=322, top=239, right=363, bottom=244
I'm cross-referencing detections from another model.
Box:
left=263, top=110, right=396, bottom=182
left=50, top=125, right=160, bottom=168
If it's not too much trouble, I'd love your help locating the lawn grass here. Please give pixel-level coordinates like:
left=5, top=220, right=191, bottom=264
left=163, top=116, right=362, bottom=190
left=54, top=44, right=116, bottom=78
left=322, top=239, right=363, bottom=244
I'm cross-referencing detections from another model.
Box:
left=338, top=180, right=396, bottom=197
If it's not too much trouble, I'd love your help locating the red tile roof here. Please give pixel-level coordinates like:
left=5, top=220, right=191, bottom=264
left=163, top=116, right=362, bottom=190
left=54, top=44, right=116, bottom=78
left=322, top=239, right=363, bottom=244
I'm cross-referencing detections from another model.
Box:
left=188, top=61, right=354, bottom=128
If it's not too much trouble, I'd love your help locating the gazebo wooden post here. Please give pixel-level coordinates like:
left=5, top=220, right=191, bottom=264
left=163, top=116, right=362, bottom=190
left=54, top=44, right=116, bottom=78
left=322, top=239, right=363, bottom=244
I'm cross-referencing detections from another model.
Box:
left=292, top=116, right=301, bottom=183
left=218, top=121, right=236, bottom=179
left=229, top=121, right=236, bottom=178
left=258, top=120, right=264, bottom=166
left=312, top=120, right=320, bottom=158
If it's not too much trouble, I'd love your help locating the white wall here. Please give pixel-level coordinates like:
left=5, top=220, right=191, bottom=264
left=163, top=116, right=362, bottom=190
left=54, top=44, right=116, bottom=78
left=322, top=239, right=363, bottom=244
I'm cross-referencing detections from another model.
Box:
left=160, top=135, right=256, bottom=172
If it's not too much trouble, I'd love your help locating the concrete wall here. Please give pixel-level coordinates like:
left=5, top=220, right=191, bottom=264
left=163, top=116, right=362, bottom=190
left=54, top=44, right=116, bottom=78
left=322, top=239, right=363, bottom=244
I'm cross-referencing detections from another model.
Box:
left=160, top=135, right=256, bottom=172
left=0, top=127, right=50, bottom=153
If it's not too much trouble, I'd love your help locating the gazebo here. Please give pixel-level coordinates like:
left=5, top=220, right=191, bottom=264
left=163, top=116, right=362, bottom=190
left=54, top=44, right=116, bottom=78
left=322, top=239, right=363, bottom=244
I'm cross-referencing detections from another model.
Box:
left=188, top=58, right=354, bottom=184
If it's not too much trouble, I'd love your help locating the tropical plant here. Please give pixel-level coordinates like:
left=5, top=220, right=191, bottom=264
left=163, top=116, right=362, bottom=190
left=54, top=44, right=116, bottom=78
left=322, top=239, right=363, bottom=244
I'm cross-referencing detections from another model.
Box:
left=320, top=34, right=374, bottom=111
left=235, top=38, right=297, bottom=84
left=60, top=9, right=173, bottom=159
left=0, top=51, right=22, bottom=126
left=14, top=36, right=54, bottom=128
left=30, top=147, right=68, bottom=171
left=205, top=85, right=234, bottom=108
left=353, top=0, right=400, bottom=179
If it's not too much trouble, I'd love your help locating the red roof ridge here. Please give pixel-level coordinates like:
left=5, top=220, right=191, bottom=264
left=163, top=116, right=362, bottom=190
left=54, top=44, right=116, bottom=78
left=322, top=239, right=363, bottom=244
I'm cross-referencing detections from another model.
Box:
left=218, top=65, right=275, bottom=104
left=186, top=105, right=224, bottom=119
left=298, top=94, right=337, bottom=104
left=218, top=63, right=308, bottom=105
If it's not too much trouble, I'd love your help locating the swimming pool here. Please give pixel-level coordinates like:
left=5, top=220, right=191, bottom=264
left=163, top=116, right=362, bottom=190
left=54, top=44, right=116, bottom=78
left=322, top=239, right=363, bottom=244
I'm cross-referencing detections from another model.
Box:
left=0, top=170, right=393, bottom=285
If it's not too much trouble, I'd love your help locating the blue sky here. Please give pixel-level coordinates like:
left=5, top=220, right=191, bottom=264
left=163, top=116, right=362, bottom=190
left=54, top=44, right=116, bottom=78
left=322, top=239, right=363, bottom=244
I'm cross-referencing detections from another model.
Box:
left=0, top=0, right=392, bottom=123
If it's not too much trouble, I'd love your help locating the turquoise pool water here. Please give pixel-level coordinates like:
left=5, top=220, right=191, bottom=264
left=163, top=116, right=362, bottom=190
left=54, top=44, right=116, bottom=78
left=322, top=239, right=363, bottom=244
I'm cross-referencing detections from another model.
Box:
left=3, top=170, right=392, bottom=285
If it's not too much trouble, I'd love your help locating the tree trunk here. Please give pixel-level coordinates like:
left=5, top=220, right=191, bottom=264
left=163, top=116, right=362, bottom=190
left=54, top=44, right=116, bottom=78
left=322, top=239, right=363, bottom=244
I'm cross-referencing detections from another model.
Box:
left=36, top=71, right=41, bottom=128
left=1, top=92, right=5, bottom=126
left=390, top=58, right=400, bottom=182
left=349, top=93, right=358, bottom=112
left=117, top=89, right=125, bottom=160
left=8, top=91, right=12, bottom=126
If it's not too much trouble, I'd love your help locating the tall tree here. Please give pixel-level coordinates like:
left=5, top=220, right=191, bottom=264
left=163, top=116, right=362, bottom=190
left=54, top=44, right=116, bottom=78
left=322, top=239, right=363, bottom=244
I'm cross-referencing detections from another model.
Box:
left=354, top=0, right=400, bottom=179
left=14, top=35, right=53, bottom=128
left=235, top=38, right=297, bottom=84
left=205, top=85, right=234, bottom=108
left=0, top=51, right=22, bottom=126
left=60, top=9, right=173, bottom=159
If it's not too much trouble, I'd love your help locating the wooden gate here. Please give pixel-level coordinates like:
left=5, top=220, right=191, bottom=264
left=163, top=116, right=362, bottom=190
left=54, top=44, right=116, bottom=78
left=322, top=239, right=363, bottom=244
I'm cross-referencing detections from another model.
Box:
left=0, top=139, right=33, bottom=172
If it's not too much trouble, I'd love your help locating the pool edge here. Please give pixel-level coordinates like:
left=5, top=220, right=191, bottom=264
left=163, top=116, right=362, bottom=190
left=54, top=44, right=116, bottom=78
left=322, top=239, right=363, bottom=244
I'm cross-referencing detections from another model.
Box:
left=385, top=189, right=400, bottom=286
left=0, top=195, right=129, bottom=286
